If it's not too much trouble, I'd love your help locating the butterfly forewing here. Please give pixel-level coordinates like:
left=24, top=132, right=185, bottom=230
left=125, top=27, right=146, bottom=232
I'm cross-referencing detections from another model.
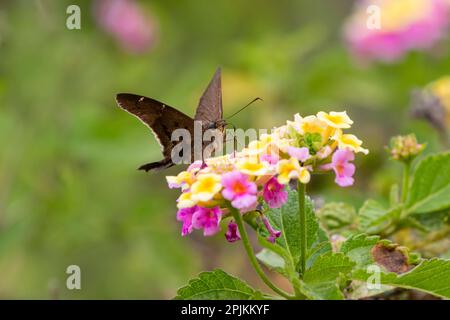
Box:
left=194, top=68, right=223, bottom=125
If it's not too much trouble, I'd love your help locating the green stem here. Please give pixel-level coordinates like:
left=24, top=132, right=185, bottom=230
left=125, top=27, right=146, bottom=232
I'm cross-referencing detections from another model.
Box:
left=298, top=181, right=307, bottom=276
left=231, top=209, right=293, bottom=299
left=401, top=161, right=411, bottom=203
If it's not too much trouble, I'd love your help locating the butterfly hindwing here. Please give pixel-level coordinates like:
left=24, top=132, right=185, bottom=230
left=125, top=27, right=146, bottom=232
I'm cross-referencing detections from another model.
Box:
left=116, top=93, right=195, bottom=169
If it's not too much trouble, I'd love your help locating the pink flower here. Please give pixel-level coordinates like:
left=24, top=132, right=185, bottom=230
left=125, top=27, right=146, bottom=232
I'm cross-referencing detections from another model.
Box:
left=262, top=216, right=281, bottom=243
left=176, top=206, right=197, bottom=236
left=260, top=153, right=280, bottom=165
left=187, top=160, right=205, bottom=172
left=322, top=149, right=355, bottom=187
left=225, top=221, right=241, bottom=242
left=192, top=206, right=222, bottom=236
left=222, top=171, right=257, bottom=213
left=287, top=147, right=310, bottom=162
left=344, top=0, right=450, bottom=63
left=94, top=0, right=157, bottom=54
left=263, top=177, right=288, bottom=208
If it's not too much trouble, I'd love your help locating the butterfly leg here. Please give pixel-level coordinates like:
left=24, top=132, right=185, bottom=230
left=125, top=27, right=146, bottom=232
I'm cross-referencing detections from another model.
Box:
left=138, top=158, right=174, bottom=172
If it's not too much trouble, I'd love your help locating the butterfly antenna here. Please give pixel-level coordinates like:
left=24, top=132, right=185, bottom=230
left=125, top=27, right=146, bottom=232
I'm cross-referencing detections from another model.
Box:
left=225, top=97, right=263, bottom=121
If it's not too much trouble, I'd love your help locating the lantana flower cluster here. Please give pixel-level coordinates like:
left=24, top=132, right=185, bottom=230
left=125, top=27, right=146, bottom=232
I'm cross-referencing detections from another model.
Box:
left=344, top=0, right=450, bottom=63
left=166, top=112, right=369, bottom=241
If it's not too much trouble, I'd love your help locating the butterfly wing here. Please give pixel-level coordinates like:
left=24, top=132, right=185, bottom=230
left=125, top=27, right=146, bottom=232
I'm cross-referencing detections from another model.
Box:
left=116, top=93, right=195, bottom=168
left=194, top=67, right=223, bottom=124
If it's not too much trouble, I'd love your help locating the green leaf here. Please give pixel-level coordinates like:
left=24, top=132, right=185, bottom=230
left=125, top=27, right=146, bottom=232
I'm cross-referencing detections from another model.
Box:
left=391, top=259, right=450, bottom=298
left=408, top=211, right=450, bottom=231
left=317, top=202, right=357, bottom=231
left=340, top=233, right=380, bottom=269
left=306, top=228, right=332, bottom=269
left=263, top=190, right=320, bottom=264
left=175, top=269, right=263, bottom=300
left=389, top=184, right=400, bottom=207
left=407, top=152, right=450, bottom=214
left=343, top=236, right=450, bottom=299
left=301, top=252, right=355, bottom=300
left=358, top=200, right=400, bottom=234
left=256, top=249, right=286, bottom=276
left=353, top=259, right=450, bottom=299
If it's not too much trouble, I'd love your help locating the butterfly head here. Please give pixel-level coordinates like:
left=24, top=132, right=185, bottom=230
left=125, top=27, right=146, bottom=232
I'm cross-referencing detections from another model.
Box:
left=205, top=119, right=227, bottom=131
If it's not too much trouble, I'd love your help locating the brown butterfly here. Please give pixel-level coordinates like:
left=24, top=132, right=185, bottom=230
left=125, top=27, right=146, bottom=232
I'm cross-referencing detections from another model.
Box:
left=116, top=68, right=226, bottom=172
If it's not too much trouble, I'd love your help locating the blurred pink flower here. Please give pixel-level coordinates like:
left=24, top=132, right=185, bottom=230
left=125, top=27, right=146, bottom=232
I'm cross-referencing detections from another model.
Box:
left=94, top=0, right=157, bottom=54
left=260, top=153, right=280, bottom=165
left=344, top=0, right=450, bottom=63
left=287, top=146, right=310, bottom=162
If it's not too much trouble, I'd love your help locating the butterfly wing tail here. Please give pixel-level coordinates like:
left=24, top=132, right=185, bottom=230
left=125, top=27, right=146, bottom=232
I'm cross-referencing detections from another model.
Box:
left=138, top=159, right=174, bottom=172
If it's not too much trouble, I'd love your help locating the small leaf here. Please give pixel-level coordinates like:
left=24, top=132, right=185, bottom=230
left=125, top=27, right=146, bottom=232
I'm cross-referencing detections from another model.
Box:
left=301, top=252, right=355, bottom=300
left=175, top=269, right=263, bottom=300
left=317, top=202, right=357, bottom=231
left=358, top=200, right=399, bottom=234
left=407, top=152, right=450, bottom=214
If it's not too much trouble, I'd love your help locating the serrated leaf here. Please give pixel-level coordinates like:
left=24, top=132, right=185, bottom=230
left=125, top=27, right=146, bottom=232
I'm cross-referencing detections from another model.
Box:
left=301, top=252, right=355, bottom=300
left=317, top=202, right=357, bottom=231
left=340, top=233, right=380, bottom=269
left=391, top=259, right=450, bottom=298
left=353, top=259, right=450, bottom=299
left=407, top=152, right=450, bottom=214
left=256, top=249, right=286, bottom=276
left=306, top=228, right=332, bottom=269
left=344, top=236, right=450, bottom=299
left=263, top=190, right=320, bottom=264
left=358, top=200, right=400, bottom=234
left=175, top=269, right=263, bottom=300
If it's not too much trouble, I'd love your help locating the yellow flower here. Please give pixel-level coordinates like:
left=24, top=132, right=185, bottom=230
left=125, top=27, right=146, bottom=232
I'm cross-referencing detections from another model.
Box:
left=166, top=171, right=194, bottom=190
left=289, top=114, right=334, bottom=143
left=205, top=154, right=236, bottom=173
left=177, top=192, right=196, bottom=209
left=190, top=173, right=222, bottom=202
left=382, top=0, right=428, bottom=32
left=246, top=140, right=266, bottom=156
left=317, top=111, right=353, bottom=129
left=333, top=130, right=369, bottom=154
left=276, top=158, right=303, bottom=185
left=272, top=125, right=288, bottom=139
left=298, top=167, right=311, bottom=184
left=236, top=158, right=272, bottom=176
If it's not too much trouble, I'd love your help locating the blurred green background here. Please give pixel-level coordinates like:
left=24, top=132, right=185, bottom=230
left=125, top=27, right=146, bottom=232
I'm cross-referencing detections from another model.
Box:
left=0, top=0, right=448, bottom=298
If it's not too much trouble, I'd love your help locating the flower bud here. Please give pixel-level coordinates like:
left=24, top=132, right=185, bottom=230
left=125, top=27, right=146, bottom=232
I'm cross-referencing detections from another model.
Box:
left=388, top=134, right=425, bottom=163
